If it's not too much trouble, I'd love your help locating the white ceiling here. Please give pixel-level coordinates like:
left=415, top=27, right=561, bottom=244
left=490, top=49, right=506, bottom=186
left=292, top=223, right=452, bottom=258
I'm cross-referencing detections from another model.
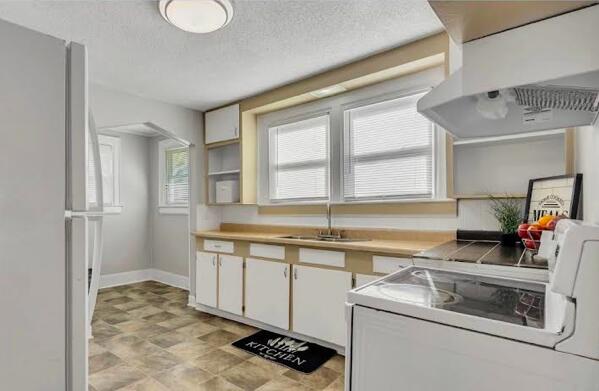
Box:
left=0, top=0, right=443, bottom=111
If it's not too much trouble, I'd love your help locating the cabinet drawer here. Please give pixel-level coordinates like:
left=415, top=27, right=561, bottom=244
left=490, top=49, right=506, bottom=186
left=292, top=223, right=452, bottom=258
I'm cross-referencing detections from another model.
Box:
left=249, top=243, right=285, bottom=260
left=204, top=239, right=234, bottom=254
left=372, top=256, right=413, bottom=274
left=299, top=248, right=345, bottom=268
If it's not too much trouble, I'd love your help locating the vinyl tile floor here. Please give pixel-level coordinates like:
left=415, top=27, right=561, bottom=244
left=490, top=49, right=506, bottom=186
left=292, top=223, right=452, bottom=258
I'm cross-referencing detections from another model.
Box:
left=89, top=281, right=345, bottom=391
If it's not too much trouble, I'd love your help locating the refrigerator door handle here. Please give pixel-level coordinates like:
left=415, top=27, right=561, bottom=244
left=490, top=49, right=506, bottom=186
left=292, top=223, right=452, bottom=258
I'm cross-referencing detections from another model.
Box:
left=86, top=214, right=103, bottom=333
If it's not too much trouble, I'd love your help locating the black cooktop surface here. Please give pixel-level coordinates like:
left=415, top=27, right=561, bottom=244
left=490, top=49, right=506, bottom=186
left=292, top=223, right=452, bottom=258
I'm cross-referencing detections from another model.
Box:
left=414, top=240, right=547, bottom=269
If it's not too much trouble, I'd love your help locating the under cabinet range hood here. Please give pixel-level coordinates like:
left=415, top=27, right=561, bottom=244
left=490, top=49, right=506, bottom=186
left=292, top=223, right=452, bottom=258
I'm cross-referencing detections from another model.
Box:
left=417, top=5, right=599, bottom=138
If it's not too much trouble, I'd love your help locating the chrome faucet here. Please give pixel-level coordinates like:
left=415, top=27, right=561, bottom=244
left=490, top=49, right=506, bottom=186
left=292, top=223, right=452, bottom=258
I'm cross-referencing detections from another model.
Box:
left=318, top=202, right=340, bottom=239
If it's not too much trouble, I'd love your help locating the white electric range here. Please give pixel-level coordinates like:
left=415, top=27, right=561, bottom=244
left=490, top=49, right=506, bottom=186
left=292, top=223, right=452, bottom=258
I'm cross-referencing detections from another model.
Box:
left=345, top=219, right=599, bottom=391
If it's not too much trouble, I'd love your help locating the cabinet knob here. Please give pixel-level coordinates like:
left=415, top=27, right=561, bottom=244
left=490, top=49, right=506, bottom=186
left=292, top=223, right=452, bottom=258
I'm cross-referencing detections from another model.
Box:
left=293, top=268, right=298, bottom=280
left=212, top=257, right=216, bottom=266
left=283, top=266, right=287, bottom=278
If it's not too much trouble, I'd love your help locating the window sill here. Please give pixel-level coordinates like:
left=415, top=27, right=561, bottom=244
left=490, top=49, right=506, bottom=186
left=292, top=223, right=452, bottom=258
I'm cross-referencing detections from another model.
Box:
left=257, top=199, right=456, bottom=216
left=103, top=206, right=123, bottom=215
left=158, top=206, right=189, bottom=215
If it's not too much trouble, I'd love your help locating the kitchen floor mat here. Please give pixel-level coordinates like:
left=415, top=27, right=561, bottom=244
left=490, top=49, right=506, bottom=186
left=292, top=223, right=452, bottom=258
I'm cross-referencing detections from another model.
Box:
left=231, top=330, right=337, bottom=374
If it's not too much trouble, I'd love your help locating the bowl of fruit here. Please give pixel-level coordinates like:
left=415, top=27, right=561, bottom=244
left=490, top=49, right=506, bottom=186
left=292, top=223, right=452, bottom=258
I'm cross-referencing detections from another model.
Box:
left=517, top=215, right=565, bottom=252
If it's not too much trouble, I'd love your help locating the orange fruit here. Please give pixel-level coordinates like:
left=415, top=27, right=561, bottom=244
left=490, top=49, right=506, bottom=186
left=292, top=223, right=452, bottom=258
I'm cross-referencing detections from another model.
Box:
left=537, top=215, right=556, bottom=228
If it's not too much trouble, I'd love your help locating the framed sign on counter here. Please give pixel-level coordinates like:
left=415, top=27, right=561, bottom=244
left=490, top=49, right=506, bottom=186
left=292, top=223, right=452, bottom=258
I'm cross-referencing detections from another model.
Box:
left=524, top=174, right=582, bottom=222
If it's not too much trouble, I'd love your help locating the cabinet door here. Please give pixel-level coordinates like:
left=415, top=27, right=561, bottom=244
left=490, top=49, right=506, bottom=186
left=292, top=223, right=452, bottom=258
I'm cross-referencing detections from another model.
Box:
left=196, top=252, right=217, bottom=307
left=205, top=103, right=240, bottom=144
left=245, top=258, right=289, bottom=330
left=218, top=255, right=243, bottom=316
left=293, top=265, right=352, bottom=346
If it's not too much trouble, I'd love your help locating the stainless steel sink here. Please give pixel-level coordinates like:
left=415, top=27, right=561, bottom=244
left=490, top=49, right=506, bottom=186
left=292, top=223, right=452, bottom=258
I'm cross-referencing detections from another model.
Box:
left=323, top=237, right=371, bottom=242
left=278, top=235, right=320, bottom=240
left=278, top=235, right=370, bottom=242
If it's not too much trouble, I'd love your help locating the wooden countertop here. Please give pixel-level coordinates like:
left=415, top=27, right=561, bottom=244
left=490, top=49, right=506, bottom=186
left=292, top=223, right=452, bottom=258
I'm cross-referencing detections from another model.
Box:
left=194, top=229, right=446, bottom=257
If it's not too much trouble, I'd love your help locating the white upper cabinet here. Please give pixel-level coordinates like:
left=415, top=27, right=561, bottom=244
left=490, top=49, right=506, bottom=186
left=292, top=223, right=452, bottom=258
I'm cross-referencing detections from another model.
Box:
left=218, top=255, right=244, bottom=316
left=245, top=258, right=290, bottom=330
left=292, top=265, right=352, bottom=346
left=205, top=103, right=240, bottom=144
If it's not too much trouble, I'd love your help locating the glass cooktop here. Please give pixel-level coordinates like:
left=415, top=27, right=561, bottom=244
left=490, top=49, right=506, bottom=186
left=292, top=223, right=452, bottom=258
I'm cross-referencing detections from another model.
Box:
left=359, top=267, right=546, bottom=329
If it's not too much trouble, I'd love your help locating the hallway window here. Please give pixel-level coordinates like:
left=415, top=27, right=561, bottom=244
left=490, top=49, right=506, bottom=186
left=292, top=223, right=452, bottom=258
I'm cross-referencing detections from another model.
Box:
left=159, top=139, right=190, bottom=207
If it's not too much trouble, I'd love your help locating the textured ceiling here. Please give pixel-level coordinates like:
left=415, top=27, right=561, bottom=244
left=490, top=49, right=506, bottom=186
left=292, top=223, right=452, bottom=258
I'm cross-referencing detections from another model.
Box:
left=0, top=0, right=443, bottom=111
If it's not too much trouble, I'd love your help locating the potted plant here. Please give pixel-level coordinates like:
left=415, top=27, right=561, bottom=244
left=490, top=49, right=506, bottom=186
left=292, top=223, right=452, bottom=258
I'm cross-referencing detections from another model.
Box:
left=489, top=196, right=522, bottom=246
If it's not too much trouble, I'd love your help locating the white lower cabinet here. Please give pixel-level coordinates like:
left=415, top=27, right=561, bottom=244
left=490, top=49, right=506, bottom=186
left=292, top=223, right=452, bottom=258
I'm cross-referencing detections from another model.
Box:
left=196, top=251, right=217, bottom=307
left=218, top=255, right=243, bottom=315
left=292, top=265, right=352, bottom=346
left=245, top=258, right=290, bottom=330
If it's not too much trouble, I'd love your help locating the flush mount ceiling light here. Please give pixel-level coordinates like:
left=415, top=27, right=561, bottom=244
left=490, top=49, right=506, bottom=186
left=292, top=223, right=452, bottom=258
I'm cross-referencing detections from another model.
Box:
left=159, top=0, right=233, bottom=34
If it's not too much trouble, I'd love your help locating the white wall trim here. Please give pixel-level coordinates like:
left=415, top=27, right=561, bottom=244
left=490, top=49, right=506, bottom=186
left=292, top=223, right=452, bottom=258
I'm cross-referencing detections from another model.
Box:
left=151, top=268, right=189, bottom=290
left=99, top=269, right=152, bottom=289
left=100, top=268, right=189, bottom=290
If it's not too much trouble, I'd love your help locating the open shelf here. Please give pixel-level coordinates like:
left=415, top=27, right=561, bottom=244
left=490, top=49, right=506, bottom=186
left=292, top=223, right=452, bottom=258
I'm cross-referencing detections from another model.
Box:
left=453, top=129, right=565, bottom=147
left=207, top=142, right=241, bottom=204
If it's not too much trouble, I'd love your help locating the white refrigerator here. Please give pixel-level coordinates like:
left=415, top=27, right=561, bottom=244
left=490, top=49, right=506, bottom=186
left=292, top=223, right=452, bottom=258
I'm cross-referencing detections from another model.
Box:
left=0, top=18, right=105, bottom=390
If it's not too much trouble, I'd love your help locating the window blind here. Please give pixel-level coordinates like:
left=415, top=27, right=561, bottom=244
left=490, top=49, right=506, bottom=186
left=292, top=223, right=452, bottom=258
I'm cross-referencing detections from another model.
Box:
left=343, top=92, right=433, bottom=200
left=165, top=147, right=189, bottom=205
left=268, top=115, right=329, bottom=201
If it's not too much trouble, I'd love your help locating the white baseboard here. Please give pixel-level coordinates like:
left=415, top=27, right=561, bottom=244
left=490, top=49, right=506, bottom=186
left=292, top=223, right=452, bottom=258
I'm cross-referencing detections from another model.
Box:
left=100, top=268, right=189, bottom=290
left=99, top=269, right=152, bottom=289
left=151, top=269, right=189, bottom=290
